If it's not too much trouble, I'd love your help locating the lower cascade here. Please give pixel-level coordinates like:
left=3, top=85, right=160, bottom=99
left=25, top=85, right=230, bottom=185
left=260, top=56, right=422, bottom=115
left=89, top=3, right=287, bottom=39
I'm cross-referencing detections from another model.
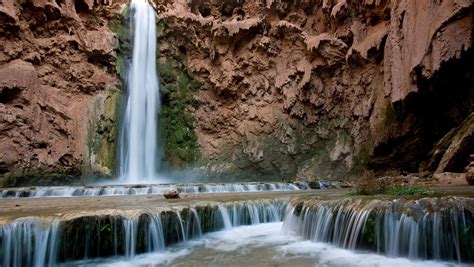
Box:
left=282, top=197, right=474, bottom=262
left=0, top=200, right=287, bottom=266
left=1, top=197, right=472, bottom=266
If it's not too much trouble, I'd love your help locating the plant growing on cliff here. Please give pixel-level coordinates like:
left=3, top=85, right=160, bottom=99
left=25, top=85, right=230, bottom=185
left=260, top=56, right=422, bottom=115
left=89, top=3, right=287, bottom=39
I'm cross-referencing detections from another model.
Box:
left=109, top=5, right=131, bottom=81
left=158, top=56, right=201, bottom=167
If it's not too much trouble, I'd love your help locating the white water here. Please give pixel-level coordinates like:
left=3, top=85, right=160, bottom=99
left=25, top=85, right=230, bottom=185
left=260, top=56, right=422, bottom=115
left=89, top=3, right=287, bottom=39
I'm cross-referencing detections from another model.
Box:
left=0, top=182, right=304, bottom=198
left=120, top=0, right=160, bottom=183
left=75, top=223, right=463, bottom=267
left=218, top=205, right=233, bottom=230
left=2, top=199, right=471, bottom=266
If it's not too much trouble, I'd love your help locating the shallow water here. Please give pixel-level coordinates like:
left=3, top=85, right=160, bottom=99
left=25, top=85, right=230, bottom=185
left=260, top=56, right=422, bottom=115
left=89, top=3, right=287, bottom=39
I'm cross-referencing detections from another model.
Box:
left=71, top=223, right=465, bottom=267
left=0, top=182, right=307, bottom=199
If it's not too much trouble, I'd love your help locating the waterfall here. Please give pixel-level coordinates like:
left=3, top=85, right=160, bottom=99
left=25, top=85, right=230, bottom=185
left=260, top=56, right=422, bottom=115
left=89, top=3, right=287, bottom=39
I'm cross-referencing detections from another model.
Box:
left=120, top=0, right=161, bottom=182
left=0, top=200, right=288, bottom=266
left=282, top=197, right=474, bottom=262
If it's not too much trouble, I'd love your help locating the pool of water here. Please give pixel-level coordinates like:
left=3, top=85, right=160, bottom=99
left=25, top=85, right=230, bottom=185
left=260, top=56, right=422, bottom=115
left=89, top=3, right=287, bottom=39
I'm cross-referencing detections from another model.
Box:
left=72, top=223, right=464, bottom=267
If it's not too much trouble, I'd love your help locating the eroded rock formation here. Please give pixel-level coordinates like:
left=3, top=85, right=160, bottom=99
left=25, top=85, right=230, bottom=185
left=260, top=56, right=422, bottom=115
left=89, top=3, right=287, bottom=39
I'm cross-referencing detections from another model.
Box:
left=0, top=0, right=472, bottom=184
left=0, top=0, right=124, bottom=185
left=154, top=0, right=473, bottom=181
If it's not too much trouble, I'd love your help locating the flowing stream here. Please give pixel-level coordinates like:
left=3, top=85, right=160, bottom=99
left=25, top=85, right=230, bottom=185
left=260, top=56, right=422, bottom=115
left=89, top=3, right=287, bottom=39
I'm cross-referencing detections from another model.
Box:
left=1, top=197, right=472, bottom=266
left=120, top=0, right=160, bottom=183
left=0, top=182, right=307, bottom=198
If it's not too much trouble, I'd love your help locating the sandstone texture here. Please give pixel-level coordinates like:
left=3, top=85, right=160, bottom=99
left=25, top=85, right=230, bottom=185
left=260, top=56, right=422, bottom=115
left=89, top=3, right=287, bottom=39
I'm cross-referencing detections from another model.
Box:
left=0, top=0, right=472, bottom=185
left=0, top=0, right=125, bottom=185
left=153, top=0, right=473, bottom=180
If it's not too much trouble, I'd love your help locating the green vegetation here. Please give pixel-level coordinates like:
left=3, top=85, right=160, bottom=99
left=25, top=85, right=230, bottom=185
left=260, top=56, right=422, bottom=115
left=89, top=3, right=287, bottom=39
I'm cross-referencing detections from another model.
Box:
left=383, top=102, right=400, bottom=126
left=158, top=55, right=201, bottom=167
left=350, top=171, right=433, bottom=196
left=100, top=223, right=112, bottom=233
left=293, top=202, right=304, bottom=216
left=361, top=214, right=377, bottom=249
left=86, top=89, right=120, bottom=178
left=385, top=186, right=433, bottom=196
left=352, top=171, right=387, bottom=195
left=109, top=6, right=131, bottom=80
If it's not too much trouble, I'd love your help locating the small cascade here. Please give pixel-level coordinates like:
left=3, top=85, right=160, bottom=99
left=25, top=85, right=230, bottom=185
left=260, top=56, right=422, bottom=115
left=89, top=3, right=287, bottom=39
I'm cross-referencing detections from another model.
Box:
left=120, top=0, right=161, bottom=182
left=0, top=200, right=288, bottom=266
left=0, top=218, right=60, bottom=267
left=174, top=211, right=187, bottom=242
left=0, top=182, right=306, bottom=198
left=282, top=197, right=474, bottom=262
left=145, top=214, right=165, bottom=252
left=218, top=205, right=232, bottom=230
left=123, top=218, right=138, bottom=257
left=189, top=208, right=202, bottom=238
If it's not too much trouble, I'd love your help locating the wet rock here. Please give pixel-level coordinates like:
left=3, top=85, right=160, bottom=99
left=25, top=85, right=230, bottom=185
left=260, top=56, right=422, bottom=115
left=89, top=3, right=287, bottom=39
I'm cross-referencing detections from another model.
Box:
left=307, top=181, right=320, bottom=189
left=164, top=190, right=180, bottom=199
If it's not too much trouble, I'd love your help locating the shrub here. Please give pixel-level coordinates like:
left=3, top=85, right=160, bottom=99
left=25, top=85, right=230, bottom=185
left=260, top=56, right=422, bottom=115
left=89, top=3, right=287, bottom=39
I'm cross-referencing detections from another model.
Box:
left=353, top=170, right=388, bottom=195
left=385, top=186, right=433, bottom=196
left=352, top=171, right=433, bottom=196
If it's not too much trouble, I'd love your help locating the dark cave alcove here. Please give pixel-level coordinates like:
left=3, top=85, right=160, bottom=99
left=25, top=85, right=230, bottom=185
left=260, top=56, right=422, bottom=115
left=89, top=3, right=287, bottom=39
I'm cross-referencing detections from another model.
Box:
left=369, top=48, right=473, bottom=174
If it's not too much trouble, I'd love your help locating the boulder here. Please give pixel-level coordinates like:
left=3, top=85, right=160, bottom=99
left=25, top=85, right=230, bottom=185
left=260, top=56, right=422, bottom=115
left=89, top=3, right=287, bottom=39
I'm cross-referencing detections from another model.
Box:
left=164, top=190, right=180, bottom=199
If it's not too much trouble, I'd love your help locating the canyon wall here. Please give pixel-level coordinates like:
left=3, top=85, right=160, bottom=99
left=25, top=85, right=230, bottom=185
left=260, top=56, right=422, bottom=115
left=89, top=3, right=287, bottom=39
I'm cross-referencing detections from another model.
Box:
left=0, top=0, right=472, bottom=185
left=154, top=0, right=473, bottom=181
left=0, top=0, right=125, bottom=185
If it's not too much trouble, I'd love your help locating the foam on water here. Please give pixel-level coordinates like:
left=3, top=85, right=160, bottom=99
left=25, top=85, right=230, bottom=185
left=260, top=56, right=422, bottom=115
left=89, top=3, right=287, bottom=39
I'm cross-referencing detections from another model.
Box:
left=71, top=223, right=465, bottom=267
left=0, top=182, right=305, bottom=198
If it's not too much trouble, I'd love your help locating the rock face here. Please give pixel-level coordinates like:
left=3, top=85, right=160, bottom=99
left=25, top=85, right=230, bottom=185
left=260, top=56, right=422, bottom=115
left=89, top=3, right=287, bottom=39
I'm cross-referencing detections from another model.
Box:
left=0, top=0, right=124, bottom=185
left=154, top=0, right=473, bottom=180
left=0, top=0, right=472, bottom=184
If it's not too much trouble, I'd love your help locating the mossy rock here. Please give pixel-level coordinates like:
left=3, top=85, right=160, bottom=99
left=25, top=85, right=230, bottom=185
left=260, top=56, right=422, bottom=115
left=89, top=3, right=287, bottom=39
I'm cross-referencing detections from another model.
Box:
left=158, top=53, right=201, bottom=168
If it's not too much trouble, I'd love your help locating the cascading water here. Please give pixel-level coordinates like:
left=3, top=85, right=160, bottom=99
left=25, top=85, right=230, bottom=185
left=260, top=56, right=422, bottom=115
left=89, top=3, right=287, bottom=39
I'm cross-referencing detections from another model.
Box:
left=282, top=197, right=474, bottom=262
left=0, top=182, right=305, bottom=198
left=0, top=200, right=288, bottom=266
left=1, top=197, right=473, bottom=266
left=120, top=0, right=161, bottom=182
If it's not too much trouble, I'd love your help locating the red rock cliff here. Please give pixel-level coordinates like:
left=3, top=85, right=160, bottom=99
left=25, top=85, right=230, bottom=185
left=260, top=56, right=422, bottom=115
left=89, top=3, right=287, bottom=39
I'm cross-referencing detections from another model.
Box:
left=153, top=0, right=473, bottom=181
left=0, top=0, right=125, bottom=185
left=0, top=0, right=472, bottom=184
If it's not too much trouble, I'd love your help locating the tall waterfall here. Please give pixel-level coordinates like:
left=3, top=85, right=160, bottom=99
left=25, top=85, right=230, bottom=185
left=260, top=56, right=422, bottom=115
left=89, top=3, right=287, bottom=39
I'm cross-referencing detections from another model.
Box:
left=120, top=0, right=160, bottom=182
